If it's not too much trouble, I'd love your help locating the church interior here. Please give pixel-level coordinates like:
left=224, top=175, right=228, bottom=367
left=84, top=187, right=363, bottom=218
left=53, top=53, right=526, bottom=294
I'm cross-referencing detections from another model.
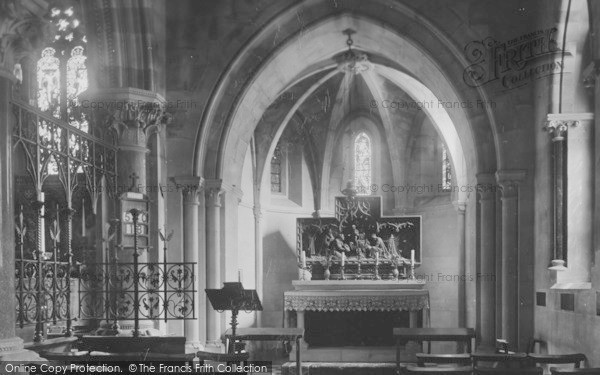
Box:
left=1, top=0, right=600, bottom=373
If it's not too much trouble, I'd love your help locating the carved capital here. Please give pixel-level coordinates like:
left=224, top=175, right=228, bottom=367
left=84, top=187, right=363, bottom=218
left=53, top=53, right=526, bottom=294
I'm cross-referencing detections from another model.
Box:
left=544, top=113, right=594, bottom=142
left=172, top=176, right=203, bottom=205
left=544, top=121, right=574, bottom=141
left=453, top=201, right=467, bottom=214
left=0, top=0, right=50, bottom=72
left=81, top=88, right=172, bottom=146
left=204, top=179, right=224, bottom=208
left=495, top=170, right=526, bottom=199
left=253, top=205, right=263, bottom=221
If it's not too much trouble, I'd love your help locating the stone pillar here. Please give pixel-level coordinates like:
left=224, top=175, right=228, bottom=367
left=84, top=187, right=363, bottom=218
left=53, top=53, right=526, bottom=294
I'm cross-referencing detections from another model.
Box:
left=253, top=204, right=263, bottom=327
left=455, top=201, right=467, bottom=328
left=496, top=170, right=526, bottom=350
left=85, top=88, right=170, bottom=334
left=545, top=113, right=594, bottom=287
left=477, top=174, right=496, bottom=349
left=0, top=69, right=41, bottom=361
left=174, top=176, right=203, bottom=350
left=205, top=180, right=224, bottom=349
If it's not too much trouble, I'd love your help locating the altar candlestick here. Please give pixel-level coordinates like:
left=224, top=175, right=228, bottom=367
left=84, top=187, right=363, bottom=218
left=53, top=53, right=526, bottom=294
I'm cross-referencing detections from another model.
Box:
left=301, top=250, right=307, bottom=268
left=38, top=192, right=45, bottom=255
left=81, top=199, right=85, bottom=237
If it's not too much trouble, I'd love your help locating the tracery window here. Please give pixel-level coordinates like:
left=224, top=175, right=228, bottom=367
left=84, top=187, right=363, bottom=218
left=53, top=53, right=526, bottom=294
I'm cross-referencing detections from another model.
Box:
left=442, top=144, right=452, bottom=192
left=354, top=132, right=371, bottom=195
left=37, top=2, right=88, bottom=174
left=271, top=144, right=283, bottom=193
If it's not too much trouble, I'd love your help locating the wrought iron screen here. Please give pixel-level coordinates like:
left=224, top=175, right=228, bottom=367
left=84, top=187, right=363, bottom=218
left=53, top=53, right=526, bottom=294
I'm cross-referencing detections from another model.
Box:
left=79, top=261, right=196, bottom=322
left=12, top=99, right=118, bottom=340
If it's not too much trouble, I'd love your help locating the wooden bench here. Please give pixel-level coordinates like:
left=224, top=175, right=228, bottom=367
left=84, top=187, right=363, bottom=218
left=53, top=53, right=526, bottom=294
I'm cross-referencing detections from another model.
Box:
left=416, top=353, right=472, bottom=367
left=550, top=369, right=600, bottom=374
left=78, top=336, right=186, bottom=355
left=474, top=367, right=543, bottom=375
left=404, top=365, right=473, bottom=374
left=529, top=353, right=587, bottom=368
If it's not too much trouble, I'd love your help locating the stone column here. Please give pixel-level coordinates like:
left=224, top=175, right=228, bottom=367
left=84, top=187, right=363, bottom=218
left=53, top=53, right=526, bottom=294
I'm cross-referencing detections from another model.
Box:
left=477, top=174, right=496, bottom=349
left=85, top=88, right=170, bottom=335
left=253, top=204, right=263, bottom=327
left=174, top=176, right=203, bottom=350
left=496, top=170, right=526, bottom=350
left=0, top=69, right=41, bottom=361
left=205, top=180, right=224, bottom=349
left=544, top=113, right=594, bottom=287
left=455, top=202, right=467, bottom=328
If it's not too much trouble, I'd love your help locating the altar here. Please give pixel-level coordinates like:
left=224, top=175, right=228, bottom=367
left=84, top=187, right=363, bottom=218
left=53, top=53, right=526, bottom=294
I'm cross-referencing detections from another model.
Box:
left=286, top=191, right=428, bottom=362
left=284, top=280, right=429, bottom=362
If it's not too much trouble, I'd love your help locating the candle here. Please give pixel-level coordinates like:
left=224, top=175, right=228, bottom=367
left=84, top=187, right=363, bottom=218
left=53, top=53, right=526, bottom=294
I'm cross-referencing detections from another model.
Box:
left=38, top=192, right=45, bottom=255
left=301, top=250, right=307, bottom=268
left=81, top=199, right=86, bottom=237
left=341, top=252, right=345, bottom=267
left=411, top=249, right=415, bottom=264
left=238, top=269, right=243, bottom=283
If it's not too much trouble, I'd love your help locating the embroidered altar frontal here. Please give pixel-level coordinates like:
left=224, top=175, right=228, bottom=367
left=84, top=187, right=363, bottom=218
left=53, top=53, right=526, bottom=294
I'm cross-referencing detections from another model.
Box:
left=284, top=289, right=429, bottom=312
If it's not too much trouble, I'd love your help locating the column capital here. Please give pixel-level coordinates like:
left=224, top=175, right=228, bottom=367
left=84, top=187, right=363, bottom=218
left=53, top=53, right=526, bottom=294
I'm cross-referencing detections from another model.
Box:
left=253, top=205, right=263, bottom=221
left=172, top=176, right=204, bottom=205
left=544, top=113, right=594, bottom=141
left=453, top=201, right=467, bottom=214
left=476, top=173, right=498, bottom=201
left=205, top=179, right=225, bottom=208
left=81, top=88, right=172, bottom=146
left=495, top=170, right=526, bottom=199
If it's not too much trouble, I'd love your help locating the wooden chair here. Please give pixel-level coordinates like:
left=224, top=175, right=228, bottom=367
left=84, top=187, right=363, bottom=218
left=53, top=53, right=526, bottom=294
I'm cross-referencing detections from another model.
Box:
left=550, top=369, right=600, bottom=374
left=472, top=352, right=532, bottom=368
left=474, top=367, right=543, bottom=375
left=416, top=353, right=472, bottom=367
left=529, top=354, right=587, bottom=369
left=403, top=365, right=473, bottom=374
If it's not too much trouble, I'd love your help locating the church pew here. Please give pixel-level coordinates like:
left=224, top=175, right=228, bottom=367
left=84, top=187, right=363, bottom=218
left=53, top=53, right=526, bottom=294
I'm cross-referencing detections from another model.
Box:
left=529, top=353, right=587, bottom=369
left=472, top=352, right=531, bottom=368
left=403, top=365, right=473, bottom=374
left=474, top=367, right=543, bottom=375
left=550, top=369, right=600, bottom=374
left=416, top=353, right=472, bottom=367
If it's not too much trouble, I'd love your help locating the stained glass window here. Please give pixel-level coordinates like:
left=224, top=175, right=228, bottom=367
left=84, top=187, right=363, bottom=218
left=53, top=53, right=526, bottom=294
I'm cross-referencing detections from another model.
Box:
left=271, top=144, right=283, bottom=193
left=442, top=145, right=452, bottom=192
left=36, top=2, right=88, bottom=174
left=354, top=132, right=371, bottom=195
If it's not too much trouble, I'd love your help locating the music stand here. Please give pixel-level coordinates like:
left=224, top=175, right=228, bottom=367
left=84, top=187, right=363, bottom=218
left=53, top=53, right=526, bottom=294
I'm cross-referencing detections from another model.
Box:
left=206, top=282, right=262, bottom=339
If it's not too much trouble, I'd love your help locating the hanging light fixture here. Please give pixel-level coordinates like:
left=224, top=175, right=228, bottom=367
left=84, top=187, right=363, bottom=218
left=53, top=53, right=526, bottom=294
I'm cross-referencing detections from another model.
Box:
left=337, top=28, right=372, bottom=75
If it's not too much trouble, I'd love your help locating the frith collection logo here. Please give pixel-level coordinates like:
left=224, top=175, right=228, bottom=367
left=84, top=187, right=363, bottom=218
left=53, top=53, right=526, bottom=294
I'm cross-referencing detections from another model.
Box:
left=463, top=28, right=564, bottom=90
